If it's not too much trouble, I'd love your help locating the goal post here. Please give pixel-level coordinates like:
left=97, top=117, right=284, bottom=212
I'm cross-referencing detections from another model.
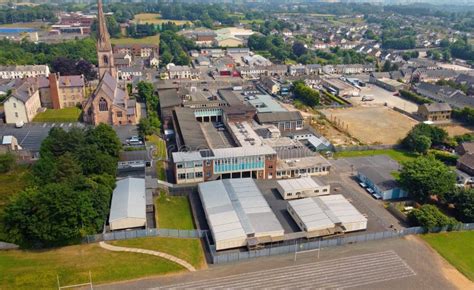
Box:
left=57, top=271, right=93, bottom=290
left=294, top=240, right=321, bottom=262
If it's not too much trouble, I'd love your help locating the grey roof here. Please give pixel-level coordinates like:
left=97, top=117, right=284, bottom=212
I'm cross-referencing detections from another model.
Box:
left=199, top=179, right=284, bottom=245
left=420, top=102, right=452, bottom=112
left=358, top=166, right=399, bottom=191
left=158, top=88, right=182, bottom=109
left=173, top=107, right=208, bottom=150
left=256, top=111, right=303, bottom=123
left=11, top=78, right=38, bottom=103
left=109, top=178, right=146, bottom=223
left=458, top=153, right=474, bottom=170
left=218, top=89, right=243, bottom=106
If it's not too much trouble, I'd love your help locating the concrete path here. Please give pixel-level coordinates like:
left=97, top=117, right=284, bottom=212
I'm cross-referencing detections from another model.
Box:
left=99, top=242, right=196, bottom=272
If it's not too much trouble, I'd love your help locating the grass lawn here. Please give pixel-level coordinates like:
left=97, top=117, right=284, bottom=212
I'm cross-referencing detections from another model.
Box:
left=32, top=107, right=81, bottom=123
left=111, top=34, right=160, bottom=46
left=334, top=149, right=418, bottom=164
left=0, top=166, right=30, bottom=212
left=0, top=243, right=185, bottom=289
left=147, top=135, right=167, bottom=180
left=111, top=237, right=205, bottom=269
left=155, top=192, right=195, bottom=230
left=132, top=13, right=190, bottom=25
left=421, top=231, right=474, bottom=281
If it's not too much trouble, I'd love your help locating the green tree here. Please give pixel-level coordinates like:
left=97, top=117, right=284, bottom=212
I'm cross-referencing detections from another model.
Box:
left=411, top=135, right=432, bottom=154
left=399, top=156, right=456, bottom=203
left=0, top=152, right=15, bottom=173
left=445, top=189, right=474, bottom=223
left=408, top=204, right=458, bottom=230
left=86, top=124, right=122, bottom=158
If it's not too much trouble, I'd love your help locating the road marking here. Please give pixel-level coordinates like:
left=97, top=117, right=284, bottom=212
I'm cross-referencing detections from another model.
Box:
left=60, top=123, right=64, bottom=127
left=157, top=251, right=415, bottom=289
left=19, top=130, right=31, bottom=146
left=42, top=123, right=47, bottom=128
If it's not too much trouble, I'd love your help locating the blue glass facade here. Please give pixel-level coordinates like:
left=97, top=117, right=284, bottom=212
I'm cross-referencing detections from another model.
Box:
left=214, top=160, right=265, bottom=173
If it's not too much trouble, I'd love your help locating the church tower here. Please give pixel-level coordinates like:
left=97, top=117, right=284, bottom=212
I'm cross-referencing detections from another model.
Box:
left=96, top=0, right=117, bottom=80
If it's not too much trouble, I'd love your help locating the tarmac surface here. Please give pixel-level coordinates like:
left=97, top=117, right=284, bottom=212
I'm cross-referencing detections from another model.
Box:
left=96, top=236, right=462, bottom=290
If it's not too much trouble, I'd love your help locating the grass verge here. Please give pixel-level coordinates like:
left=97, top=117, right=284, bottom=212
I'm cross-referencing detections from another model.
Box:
left=147, top=135, right=166, bottom=180
left=0, top=243, right=184, bottom=289
left=334, top=149, right=418, bottom=164
left=421, top=231, right=474, bottom=281
left=111, top=236, right=205, bottom=269
left=32, top=107, right=81, bottom=123
left=155, top=192, right=195, bottom=230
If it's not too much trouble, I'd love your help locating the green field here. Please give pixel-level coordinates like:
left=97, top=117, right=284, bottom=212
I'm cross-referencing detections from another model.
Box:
left=111, top=34, right=160, bottom=46
left=334, top=149, right=418, bottom=164
left=147, top=135, right=167, bottom=180
left=111, top=236, right=205, bottom=269
left=422, top=231, right=474, bottom=281
left=155, top=192, right=195, bottom=230
left=132, top=13, right=190, bottom=25
left=0, top=166, right=30, bottom=212
left=0, top=242, right=186, bottom=289
left=33, top=107, right=81, bottom=123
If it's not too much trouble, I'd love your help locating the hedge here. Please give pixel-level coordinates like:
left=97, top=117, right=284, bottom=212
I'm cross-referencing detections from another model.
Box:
left=399, top=90, right=433, bottom=105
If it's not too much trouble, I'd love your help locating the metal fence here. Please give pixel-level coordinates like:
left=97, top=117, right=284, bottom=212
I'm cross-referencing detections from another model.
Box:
left=83, top=228, right=205, bottom=243
left=208, top=223, right=474, bottom=264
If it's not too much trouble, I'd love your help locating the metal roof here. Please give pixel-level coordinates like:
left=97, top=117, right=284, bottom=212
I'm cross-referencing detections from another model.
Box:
left=199, top=179, right=284, bottom=243
left=109, top=178, right=146, bottom=223
left=277, top=177, right=325, bottom=193
left=256, top=111, right=303, bottom=123
left=247, top=95, right=287, bottom=113
left=358, top=166, right=399, bottom=191
left=289, top=195, right=366, bottom=232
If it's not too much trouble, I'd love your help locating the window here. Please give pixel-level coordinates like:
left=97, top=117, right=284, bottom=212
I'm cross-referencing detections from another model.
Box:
left=178, top=173, right=186, bottom=180
left=13, top=103, right=16, bottom=108
left=186, top=172, right=194, bottom=179
left=117, top=111, right=123, bottom=117
left=196, top=172, right=203, bottom=178
left=323, top=188, right=328, bottom=192
left=314, top=189, right=319, bottom=193
left=15, top=112, right=18, bottom=118
left=177, top=163, right=183, bottom=169
left=288, top=192, right=293, bottom=196
left=99, top=98, right=108, bottom=111
left=103, top=55, right=109, bottom=65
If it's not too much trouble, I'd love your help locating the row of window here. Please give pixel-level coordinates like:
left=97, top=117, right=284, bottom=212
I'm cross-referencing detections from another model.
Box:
left=177, top=171, right=204, bottom=180
left=276, top=166, right=329, bottom=176
left=286, top=188, right=328, bottom=196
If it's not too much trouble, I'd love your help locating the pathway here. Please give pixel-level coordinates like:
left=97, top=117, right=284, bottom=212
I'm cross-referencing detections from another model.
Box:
left=99, top=242, right=196, bottom=272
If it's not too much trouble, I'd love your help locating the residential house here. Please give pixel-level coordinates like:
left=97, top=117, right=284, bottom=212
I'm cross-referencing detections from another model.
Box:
left=3, top=78, right=41, bottom=124
left=0, top=65, right=50, bottom=79
left=457, top=153, right=474, bottom=176
left=38, top=73, right=86, bottom=109
left=417, top=103, right=452, bottom=122
left=414, top=82, right=474, bottom=109
left=113, top=44, right=159, bottom=58
left=456, top=142, right=474, bottom=156
left=168, top=65, right=200, bottom=79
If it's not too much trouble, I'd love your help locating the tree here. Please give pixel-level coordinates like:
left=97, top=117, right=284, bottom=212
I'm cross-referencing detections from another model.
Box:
left=411, top=135, right=431, bottom=154
left=75, top=59, right=96, bottom=81
left=292, top=81, right=320, bottom=107
left=402, top=123, right=448, bottom=152
left=408, top=204, right=458, bottom=230
left=51, top=57, right=77, bottom=76
left=445, top=189, right=474, bottom=223
left=399, top=156, right=456, bottom=203
left=85, top=124, right=122, bottom=158
left=0, top=152, right=15, bottom=173
left=292, top=41, right=307, bottom=57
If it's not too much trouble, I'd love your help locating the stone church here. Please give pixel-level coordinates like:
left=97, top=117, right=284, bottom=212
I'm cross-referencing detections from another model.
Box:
left=83, top=0, right=138, bottom=126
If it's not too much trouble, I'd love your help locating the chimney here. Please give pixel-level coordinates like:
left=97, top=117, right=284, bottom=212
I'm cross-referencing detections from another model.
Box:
left=49, top=73, right=61, bottom=109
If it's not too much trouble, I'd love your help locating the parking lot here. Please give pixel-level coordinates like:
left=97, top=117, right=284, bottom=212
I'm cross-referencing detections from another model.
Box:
left=0, top=122, right=85, bottom=151
left=349, top=84, right=419, bottom=113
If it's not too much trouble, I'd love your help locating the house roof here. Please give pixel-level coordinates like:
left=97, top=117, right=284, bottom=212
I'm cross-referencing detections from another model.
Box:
left=458, top=153, right=474, bottom=170
left=109, top=177, right=146, bottom=223
left=459, top=142, right=474, bottom=155
left=420, top=102, right=452, bottom=112
left=256, top=111, right=303, bottom=123
left=158, top=88, right=182, bottom=109
left=10, top=78, right=38, bottom=103
left=358, top=166, right=399, bottom=191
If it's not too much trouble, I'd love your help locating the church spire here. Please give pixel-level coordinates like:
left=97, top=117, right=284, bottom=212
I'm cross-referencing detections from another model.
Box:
left=96, top=0, right=116, bottom=79
left=97, top=0, right=112, bottom=52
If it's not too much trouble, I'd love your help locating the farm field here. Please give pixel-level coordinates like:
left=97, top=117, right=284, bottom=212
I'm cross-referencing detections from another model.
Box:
left=321, top=106, right=418, bottom=145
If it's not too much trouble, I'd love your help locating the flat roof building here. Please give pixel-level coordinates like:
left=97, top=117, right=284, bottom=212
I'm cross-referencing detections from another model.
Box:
left=277, top=177, right=330, bottom=200
left=199, top=179, right=284, bottom=251
left=287, top=195, right=367, bottom=238
left=109, top=178, right=146, bottom=231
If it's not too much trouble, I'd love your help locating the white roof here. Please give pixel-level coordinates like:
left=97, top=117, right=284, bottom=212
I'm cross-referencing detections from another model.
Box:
left=289, top=198, right=338, bottom=232
left=289, top=195, right=367, bottom=232
left=199, top=179, right=284, bottom=243
left=109, top=178, right=146, bottom=223
left=2, top=135, right=13, bottom=145
left=319, top=195, right=367, bottom=225
left=277, top=177, right=324, bottom=193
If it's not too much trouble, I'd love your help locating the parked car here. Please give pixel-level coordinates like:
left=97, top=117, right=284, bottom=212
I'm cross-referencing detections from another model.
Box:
left=127, top=136, right=143, bottom=146
left=372, top=193, right=382, bottom=200
left=15, top=121, right=24, bottom=128
left=362, top=96, right=374, bottom=101
left=359, top=182, right=367, bottom=188
left=366, top=188, right=375, bottom=194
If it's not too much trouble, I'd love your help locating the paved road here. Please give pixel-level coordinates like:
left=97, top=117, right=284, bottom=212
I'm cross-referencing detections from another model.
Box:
left=158, top=251, right=415, bottom=289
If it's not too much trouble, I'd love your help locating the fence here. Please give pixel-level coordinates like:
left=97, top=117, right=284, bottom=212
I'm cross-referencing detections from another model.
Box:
left=207, top=223, right=474, bottom=264
left=83, top=228, right=206, bottom=243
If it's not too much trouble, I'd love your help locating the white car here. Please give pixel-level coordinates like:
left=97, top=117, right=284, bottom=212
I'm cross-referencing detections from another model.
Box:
left=15, top=121, right=24, bottom=128
left=127, top=136, right=143, bottom=145
left=372, top=193, right=382, bottom=200
left=366, top=188, right=375, bottom=194
left=359, top=182, right=367, bottom=188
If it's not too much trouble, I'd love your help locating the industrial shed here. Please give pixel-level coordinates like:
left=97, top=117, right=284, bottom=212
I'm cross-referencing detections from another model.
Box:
left=198, top=178, right=284, bottom=251
left=288, top=195, right=367, bottom=238
left=109, top=177, right=146, bottom=231
left=277, top=177, right=330, bottom=200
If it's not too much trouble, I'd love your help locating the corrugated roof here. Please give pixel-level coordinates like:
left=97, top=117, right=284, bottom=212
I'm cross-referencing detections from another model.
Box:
left=109, top=178, right=146, bottom=223
left=277, top=177, right=324, bottom=193
left=199, top=179, right=284, bottom=244
left=256, top=111, right=303, bottom=123
left=318, top=195, right=367, bottom=225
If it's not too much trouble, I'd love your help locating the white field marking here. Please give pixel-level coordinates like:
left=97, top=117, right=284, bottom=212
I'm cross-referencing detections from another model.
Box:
left=158, top=250, right=414, bottom=289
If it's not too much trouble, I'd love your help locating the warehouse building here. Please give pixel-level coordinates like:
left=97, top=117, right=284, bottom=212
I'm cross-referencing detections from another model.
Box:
left=198, top=178, right=285, bottom=251
left=287, top=195, right=367, bottom=238
left=108, top=177, right=146, bottom=231
left=276, top=177, right=330, bottom=200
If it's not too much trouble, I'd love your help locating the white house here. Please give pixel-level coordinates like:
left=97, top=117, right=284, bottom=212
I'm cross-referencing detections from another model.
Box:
left=3, top=78, right=41, bottom=124
left=0, top=65, right=50, bottom=79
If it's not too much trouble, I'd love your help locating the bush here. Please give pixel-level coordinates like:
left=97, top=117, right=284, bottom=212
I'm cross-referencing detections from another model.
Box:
left=452, top=107, right=474, bottom=126
left=0, top=152, right=15, bottom=173
left=408, top=204, right=459, bottom=230
left=399, top=90, right=432, bottom=105
left=429, top=150, right=459, bottom=166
